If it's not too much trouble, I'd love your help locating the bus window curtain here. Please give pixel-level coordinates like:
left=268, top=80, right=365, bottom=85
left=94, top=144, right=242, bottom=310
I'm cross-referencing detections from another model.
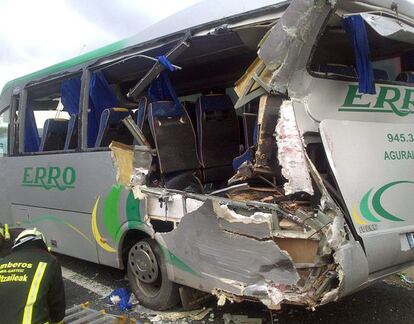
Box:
left=88, top=72, right=118, bottom=147
left=343, top=15, right=376, bottom=94
left=61, top=77, right=81, bottom=115
left=24, top=100, right=40, bottom=152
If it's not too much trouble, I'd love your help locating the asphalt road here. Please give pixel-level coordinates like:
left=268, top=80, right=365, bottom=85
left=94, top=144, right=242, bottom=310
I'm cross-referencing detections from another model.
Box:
left=58, top=253, right=414, bottom=323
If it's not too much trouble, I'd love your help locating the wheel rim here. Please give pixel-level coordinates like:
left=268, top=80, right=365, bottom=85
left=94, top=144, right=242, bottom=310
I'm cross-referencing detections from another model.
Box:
left=129, top=241, right=162, bottom=297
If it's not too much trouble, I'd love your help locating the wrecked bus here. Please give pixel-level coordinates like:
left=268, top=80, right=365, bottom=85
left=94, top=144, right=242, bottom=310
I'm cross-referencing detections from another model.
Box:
left=1, top=0, right=414, bottom=311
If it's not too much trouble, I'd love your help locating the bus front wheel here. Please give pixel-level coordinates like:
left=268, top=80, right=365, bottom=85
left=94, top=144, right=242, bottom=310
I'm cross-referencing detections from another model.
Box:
left=127, top=238, right=180, bottom=310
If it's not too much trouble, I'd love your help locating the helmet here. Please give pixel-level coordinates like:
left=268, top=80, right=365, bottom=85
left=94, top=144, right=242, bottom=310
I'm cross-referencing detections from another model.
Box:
left=13, top=228, right=46, bottom=249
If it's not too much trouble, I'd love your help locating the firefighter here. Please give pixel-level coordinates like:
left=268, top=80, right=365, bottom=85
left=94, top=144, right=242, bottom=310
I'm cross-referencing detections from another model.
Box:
left=0, top=228, right=66, bottom=324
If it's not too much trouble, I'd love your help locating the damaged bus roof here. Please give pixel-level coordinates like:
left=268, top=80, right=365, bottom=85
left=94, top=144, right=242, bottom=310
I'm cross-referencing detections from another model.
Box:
left=0, top=0, right=288, bottom=107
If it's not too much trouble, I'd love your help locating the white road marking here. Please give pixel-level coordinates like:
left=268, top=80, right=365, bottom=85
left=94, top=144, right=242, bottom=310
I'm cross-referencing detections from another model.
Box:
left=61, top=266, right=113, bottom=298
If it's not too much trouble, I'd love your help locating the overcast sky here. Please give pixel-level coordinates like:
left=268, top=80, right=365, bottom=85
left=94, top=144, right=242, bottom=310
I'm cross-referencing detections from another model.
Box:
left=0, top=0, right=200, bottom=91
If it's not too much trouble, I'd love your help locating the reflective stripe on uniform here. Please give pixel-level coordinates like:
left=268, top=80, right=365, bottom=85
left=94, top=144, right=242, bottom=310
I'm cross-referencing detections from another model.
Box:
left=22, top=262, right=47, bottom=324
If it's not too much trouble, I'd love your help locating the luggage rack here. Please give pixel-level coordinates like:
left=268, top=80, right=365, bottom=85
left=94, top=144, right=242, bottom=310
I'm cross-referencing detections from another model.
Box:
left=64, top=302, right=136, bottom=324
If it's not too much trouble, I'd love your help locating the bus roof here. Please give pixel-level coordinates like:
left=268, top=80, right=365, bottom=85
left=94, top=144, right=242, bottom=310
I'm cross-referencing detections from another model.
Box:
left=3, top=0, right=414, bottom=100
left=0, top=0, right=287, bottom=97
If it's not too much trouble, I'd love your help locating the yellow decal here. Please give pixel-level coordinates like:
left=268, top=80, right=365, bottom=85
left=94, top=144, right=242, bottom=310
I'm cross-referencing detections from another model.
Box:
left=352, top=205, right=367, bottom=225
left=91, top=197, right=117, bottom=253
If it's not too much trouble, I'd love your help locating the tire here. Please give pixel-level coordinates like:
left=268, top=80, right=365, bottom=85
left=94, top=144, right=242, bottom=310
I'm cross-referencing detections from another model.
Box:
left=127, top=238, right=180, bottom=310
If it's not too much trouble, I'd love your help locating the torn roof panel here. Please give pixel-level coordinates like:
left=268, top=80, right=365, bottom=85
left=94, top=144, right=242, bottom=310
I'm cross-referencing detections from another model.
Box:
left=258, top=0, right=334, bottom=96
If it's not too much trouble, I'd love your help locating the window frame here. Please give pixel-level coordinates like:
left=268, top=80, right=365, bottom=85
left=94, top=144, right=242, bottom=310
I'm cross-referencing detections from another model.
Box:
left=306, top=14, right=414, bottom=87
left=0, top=105, right=11, bottom=157
left=17, top=72, right=84, bottom=156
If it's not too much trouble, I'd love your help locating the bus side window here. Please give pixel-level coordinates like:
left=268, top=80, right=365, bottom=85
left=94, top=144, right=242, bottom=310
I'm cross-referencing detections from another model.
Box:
left=0, top=107, right=10, bottom=157
left=23, top=75, right=81, bottom=153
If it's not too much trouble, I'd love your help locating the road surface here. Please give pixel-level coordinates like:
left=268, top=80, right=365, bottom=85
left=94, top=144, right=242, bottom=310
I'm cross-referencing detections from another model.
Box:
left=59, top=254, right=414, bottom=323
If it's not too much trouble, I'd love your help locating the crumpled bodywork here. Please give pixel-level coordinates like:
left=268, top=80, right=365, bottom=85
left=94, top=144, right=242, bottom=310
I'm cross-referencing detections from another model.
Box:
left=110, top=0, right=370, bottom=310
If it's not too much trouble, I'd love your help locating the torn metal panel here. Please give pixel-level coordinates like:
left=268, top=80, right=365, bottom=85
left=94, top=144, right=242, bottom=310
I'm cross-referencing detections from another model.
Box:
left=213, top=203, right=273, bottom=239
left=109, top=141, right=134, bottom=186
left=331, top=241, right=368, bottom=299
left=275, top=100, right=314, bottom=195
left=146, top=192, right=204, bottom=223
left=110, top=142, right=152, bottom=188
left=158, top=200, right=300, bottom=297
left=360, top=13, right=414, bottom=45
left=258, top=0, right=338, bottom=96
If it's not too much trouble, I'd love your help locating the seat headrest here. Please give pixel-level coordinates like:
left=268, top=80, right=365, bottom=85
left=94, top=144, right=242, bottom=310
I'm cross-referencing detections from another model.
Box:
left=373, top=69, right=389, bottom=81
left=39, top=118, right=69, bottom=152
left=101, top=108, right=130, bottom=126
left=43, top=118, right=69, bottom=130
left=396, top=71, right=414, bottom=83
left=198, top=94, right=234, bottom=113
left=150, top=101, right=183, bottom=118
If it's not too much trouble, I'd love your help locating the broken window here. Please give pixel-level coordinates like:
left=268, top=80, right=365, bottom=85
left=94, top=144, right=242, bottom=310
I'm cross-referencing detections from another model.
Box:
left=310, top=12, right=414, bottom=85
left=22, top=75, right=83, bottom=153
left=95, top=22, right=297, bottom=197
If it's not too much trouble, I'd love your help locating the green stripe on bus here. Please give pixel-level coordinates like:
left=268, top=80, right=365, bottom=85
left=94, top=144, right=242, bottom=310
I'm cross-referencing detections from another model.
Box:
left=126, top=191, right=142, bottom=229
left=159, top=245, right=199, bottom=276
left=1, top=39, right=128, bottom=95
left=103, top=185, right=123, bottom=242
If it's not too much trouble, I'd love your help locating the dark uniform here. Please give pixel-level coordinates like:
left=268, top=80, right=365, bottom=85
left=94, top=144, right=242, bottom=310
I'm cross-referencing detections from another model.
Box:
left=0, top=239, right=65, bottom=324
left=0, top=224, right=24, bottom=258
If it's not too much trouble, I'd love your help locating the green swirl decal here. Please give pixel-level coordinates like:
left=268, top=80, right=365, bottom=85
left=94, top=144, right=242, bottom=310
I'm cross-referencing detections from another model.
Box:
left=357, top=180, right=413, bottom=223
left=371, top=181, right=414, bottom=222
left=126, top=191, right=142, bottom=227
left=22, top=216, right=93, bottom=245
left=360, top=189, right=380, bottom=223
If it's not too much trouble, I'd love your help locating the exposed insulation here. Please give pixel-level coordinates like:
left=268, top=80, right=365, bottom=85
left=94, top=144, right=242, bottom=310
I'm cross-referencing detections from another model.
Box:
left=109, top=141, right=134, bottom=186
left=275, top=100, right=314, bottom=195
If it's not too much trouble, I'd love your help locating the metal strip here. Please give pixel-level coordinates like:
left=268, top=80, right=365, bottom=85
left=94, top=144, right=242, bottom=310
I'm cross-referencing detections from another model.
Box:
left=127, top=33, right=192, bottom=99
left=18, top=89, right=28, bottom=154
left=80, top=69, right=91, bottom=151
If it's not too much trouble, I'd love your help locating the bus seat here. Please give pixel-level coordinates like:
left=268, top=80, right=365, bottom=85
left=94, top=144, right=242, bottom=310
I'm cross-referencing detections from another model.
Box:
left=134, top=97, right=155, bottom=147
left=94, top=108, right=132, bottom=147
left=196, top=94, right=240, bottom=182
left=39, top=119, right=69, bottom=152
left=64, top=115, right=78, bottom=150
left=243, top=116, right=258, bottom=148
left=148, top=101, right=200, bottom=175
left=182, top=101, right=197, bottom=131
left=373, top=69, right=389, bottom=81
left=232, top=121, right=258, bottom=171
left=396, top=71, right=414, bottom=83
left=318, top=64, right=357, bottom=77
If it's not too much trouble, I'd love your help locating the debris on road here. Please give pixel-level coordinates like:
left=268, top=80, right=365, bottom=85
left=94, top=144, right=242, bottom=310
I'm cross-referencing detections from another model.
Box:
left=64, top=302, right=136, bottom=323
left=399, top=274, right=414, bottom=285
left=148, top=307, right=213, bottom=322
left=106, top=288, right=133, bottom=311
left=222, top=313, right=263, bottom=324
